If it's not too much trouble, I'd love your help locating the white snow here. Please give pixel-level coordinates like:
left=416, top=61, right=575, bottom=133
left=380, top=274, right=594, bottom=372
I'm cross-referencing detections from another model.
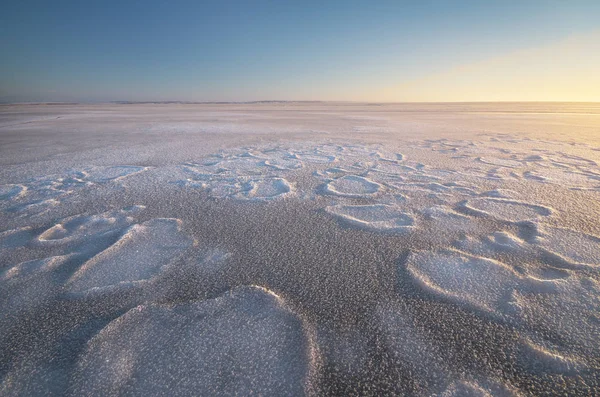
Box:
left=326, top=204, right=415, bottom=232
left=67, top=218, right=192, bottom=293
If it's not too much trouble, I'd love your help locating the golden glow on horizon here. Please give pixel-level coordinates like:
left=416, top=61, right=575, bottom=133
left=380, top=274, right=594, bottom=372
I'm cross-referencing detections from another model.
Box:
left=371, top=30, right=600, bottom=103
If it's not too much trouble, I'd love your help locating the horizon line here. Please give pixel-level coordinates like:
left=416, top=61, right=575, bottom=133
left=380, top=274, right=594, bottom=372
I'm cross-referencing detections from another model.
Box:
left=2, top=100, right=600, bottom=106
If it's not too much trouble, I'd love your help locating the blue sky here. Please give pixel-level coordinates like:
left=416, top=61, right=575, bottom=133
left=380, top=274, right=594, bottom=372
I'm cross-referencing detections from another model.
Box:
left=1, top=1, right=599, bottom=102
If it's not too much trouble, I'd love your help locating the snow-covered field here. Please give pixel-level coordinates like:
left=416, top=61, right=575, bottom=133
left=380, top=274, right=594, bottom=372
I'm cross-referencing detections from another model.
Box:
left=1, top=102, right=599, bottom=395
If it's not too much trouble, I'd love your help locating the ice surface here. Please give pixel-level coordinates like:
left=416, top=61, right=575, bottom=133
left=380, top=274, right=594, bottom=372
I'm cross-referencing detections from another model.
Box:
left=434, top=380, right=517, bottom=397
left=1, top=103, right=600, bottom=395
left=376, top=302, right=449, bottom=392
left=376, top=301, right=518, bottom=397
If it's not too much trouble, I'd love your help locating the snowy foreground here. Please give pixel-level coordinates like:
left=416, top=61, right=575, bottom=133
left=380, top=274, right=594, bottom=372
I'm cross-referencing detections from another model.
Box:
left=1, top=103, right=599, bottom=396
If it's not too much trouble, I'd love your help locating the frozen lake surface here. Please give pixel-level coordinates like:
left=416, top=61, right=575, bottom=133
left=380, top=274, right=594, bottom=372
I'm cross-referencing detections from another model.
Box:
left=1, top=102, right=600, bottom=395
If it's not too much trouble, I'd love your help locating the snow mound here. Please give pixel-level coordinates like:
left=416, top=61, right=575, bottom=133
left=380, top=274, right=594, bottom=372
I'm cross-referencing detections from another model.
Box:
left=324, top=175, right=382, bottom=198
left=38, top=206, right=145, bottom=244
left=405, top=250, right=524, bottom=314
left=235, top=178, right=295, bottom=201
left=535, top=226, right=600, bottom=267
left=478, top=157, right=522, bottom=168
left=293, top=152, right=337, bottom=164
left=71, top=286, right=312, bottom=396
left=326, top=204, right=415, bottom=232
left=83, top=166, right=148, bottom=182
left=462, top=198, right=553, bottom=222
left=0, top=184, right=27, bottom=200
left=67, top=218, right=192, bottom=293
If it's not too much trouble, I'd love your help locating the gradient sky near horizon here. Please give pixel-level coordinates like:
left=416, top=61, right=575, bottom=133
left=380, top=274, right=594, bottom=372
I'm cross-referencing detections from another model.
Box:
left=1, top=1, right=599, bottom=103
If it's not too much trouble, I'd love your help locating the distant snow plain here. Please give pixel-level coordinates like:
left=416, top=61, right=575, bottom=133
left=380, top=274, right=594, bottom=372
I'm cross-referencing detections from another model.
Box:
left=1, top=102, right=599, bottom=396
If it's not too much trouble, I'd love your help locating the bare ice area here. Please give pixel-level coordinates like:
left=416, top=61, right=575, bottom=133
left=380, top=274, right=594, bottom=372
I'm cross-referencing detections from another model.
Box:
left=1, top=103, right=600, bottom=396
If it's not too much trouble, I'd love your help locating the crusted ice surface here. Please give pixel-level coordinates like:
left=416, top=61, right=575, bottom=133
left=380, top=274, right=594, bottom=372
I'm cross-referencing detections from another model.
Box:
left=1, top=103, right=600, bottom=395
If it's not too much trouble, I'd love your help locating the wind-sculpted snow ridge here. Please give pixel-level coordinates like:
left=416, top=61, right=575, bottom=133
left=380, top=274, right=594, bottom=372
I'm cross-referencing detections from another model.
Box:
left=178, top=142, right=487, bottom=218
left=71, top=286, right=315, bottom=396
left=523, top=168, right=600, bottom=188
left=533, top=225, right=600, bottom=268
left=0, top=166, right=148, bottom=219
left=81, top=166, right=148, bottom=183
left=1, top=256, right=66, bottom=283
left=264, top=157, right=303, bottom=171
left=404, top=249, right=543, bottom=315
left=180, top=143, right=398, bottom=201
left=0, top=203, right=244, bottom=395
left=0, top=184, right=27, bottom=201
left=323, top=175, right=382, bottom=198
left=404, top=243, right=599, bottom=373
left=176, top=140, right=588, bottom=243
left=461, top=198, right=553, bottom=223
left=326, top=204, right=415, bottom=232
left=37, top=205, right=145, bottom=245
left=233, top=177, right=295, bottom=201
left=0, top=256, right=70, bottom=316
left=0, top=227, right=33, bottom=250
left=293, top=152, right=337, bottom=164
left=477, top=157, right=523, bottom=168
left=1, top=207, right=197, bottom=315
left=67, top=218, right=193, bottom=293
left=421, top=205, right=481, bottom=234
left=181, top=150, right=300, bottom=201
left=181, top=175, right=295, bottom=201
left=3, top=117, right=600, bottom=396
left=415, top=137, right=600, bottom=190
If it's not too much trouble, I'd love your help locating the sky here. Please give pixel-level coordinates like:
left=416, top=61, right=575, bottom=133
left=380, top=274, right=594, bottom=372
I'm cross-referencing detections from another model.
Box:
left=1, top=1, right=599, bottom=103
